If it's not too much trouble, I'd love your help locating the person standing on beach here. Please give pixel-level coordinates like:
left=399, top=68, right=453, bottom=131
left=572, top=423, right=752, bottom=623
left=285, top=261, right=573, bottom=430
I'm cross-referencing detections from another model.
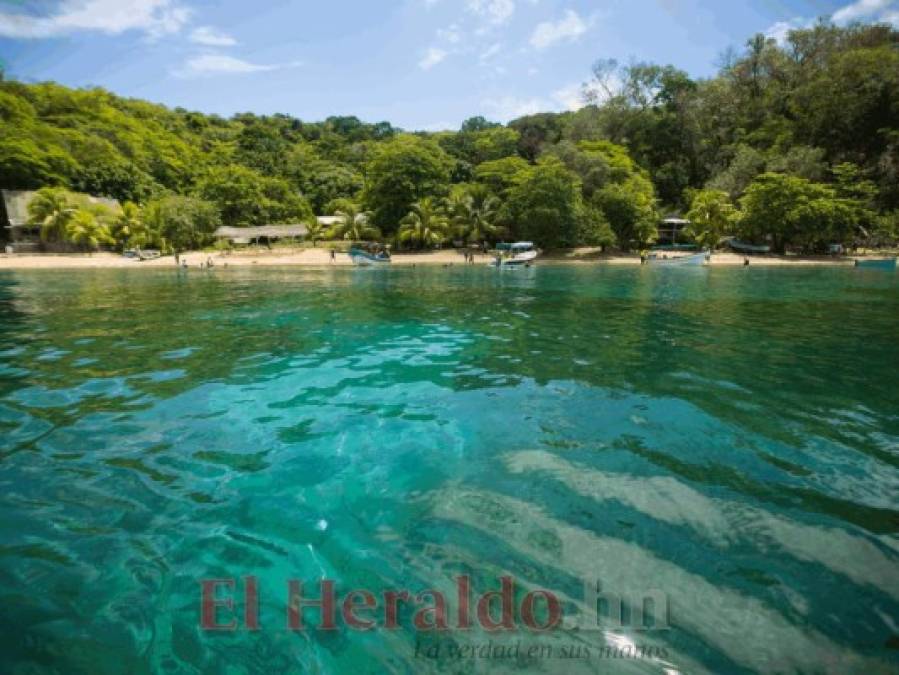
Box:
left=330, top=249, right=336, bottom=263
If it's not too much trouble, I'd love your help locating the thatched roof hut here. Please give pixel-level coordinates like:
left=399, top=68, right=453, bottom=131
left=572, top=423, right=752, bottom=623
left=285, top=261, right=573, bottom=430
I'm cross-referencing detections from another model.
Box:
left=213, top=224, right=309, bottom=244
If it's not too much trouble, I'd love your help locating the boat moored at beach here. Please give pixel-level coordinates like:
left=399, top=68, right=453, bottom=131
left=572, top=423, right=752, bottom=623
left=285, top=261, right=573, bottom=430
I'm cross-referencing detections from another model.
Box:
left=348, top=243, right=391, bottom=266
left=488, top=242, right=538, bottom=268
left=647, top=250, right=710, bottom=266
left=728, top=239, right=771, bottom=254
left=854, top=257, right=897, bottom=270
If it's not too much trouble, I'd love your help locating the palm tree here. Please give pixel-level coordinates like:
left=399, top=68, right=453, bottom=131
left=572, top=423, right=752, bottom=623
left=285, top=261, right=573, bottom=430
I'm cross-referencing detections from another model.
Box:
left=331, top=203, right=380, bottom=241
left=685, top=189, right=739, bottom=251
left=451, top=184, right=501, bottom=247
left=112, top=201, right=147, bottom=250
left=398, top=197, right=450, bottom=249
left=304, top=219, right=325, bottom=247
left=65, top=210, right=113, bottom=254
left=27, top=187, right=76, bottom=242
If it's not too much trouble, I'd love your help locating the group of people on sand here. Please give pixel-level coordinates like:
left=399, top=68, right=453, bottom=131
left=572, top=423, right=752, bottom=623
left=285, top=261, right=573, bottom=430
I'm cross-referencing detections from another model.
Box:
left=174, top=254, right=221, bottom=269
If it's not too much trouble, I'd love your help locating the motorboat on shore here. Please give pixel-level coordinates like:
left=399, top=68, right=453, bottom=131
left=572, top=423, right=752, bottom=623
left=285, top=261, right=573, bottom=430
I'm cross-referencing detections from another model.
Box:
left=647, top=250, right=709, bottom=266
left=488, top=242, right=538, bottom=268
left=728, top=239, right=771, bottom=255
left=349, top=243, right=391, bottom=266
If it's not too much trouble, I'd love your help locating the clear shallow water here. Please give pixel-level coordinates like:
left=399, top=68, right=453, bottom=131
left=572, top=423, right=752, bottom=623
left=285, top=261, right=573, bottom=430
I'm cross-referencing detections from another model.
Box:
left=0, top=265, right=897, bottom=674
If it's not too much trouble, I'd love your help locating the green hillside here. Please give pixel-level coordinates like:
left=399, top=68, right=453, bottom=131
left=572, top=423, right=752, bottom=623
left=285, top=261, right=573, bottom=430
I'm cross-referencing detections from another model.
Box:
left=1, top=21, right=897, bottom=252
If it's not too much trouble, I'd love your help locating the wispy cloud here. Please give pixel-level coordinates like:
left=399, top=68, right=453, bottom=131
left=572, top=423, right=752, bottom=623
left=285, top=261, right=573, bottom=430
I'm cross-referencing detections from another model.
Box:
left=530, top=9, right=589, bottom=50
left=174, top=53, right=301, bottom=77
left=764, top=17, right=813, bottom=44
left=467, top=0, right=516, bottom=26
left=437, top=23, right=461, bottom=44
left=832, top=0, right=896, bottom=24
left=189, top=25, right=236, bottom=47
left=415, top=120, right=456, bottom=132
left=764, top=0, right=898, bottom=45
left=0, top=0, right=190, bottom=39
left=483, top=79, right=608, bottom=122
left=552, top=83, right=584, bottom=111
left=480, top=42, right=502, bottom=61
left=482, top=95, right=545, bottom=122
left=419, top=47, right=448, bottom=70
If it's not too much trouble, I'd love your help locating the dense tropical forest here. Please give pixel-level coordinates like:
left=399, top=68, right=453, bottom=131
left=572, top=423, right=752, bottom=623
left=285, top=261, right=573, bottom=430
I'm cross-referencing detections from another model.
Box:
left=1, top=21, right=898, bottom=254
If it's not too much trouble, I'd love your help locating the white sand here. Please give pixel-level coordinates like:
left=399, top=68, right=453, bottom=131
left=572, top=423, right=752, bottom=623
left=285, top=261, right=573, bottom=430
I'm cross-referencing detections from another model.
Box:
left=0, top=247, right=859, bottom=269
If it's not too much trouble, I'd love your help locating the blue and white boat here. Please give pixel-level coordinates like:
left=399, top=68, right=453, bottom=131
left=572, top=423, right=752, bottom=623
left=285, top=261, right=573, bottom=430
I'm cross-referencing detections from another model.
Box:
left=488, top=242, right=538, bottom=268
left=348, top=244, right=391, bottom=266
left=647, top=250, right=709, bottom=266
left=854, top=257, right=897, bottom=270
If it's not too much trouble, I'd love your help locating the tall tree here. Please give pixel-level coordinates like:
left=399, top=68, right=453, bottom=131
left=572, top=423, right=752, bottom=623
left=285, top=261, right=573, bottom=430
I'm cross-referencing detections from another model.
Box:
left=330, top=203, right=380, bottom=241
left=111, top=201, right=148, bottom=250
left=364, top=135, right=452, bottom=233
left=449, top=184, right=501, bottom=245
left=143, top=195, right=221, bottom=256
left=398, top=197, right=450, bottom=248
left=65, top=209, right=113, bottom=253
left=505, top=159, right=584, bottom=249
left=740, top=173, right=857, bottom=253
left=27, top=187, right=76, bottom=242
left=685, top=189, right=739, bottom=250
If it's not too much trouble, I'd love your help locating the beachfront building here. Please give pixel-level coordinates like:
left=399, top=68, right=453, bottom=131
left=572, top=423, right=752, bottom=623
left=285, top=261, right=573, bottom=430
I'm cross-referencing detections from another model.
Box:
left=657, top=217, right=691, bottom=246
left=316, top=216, right=342, bottom=230
left=1, top=189, right=121, bottom=253
left=214, top=224, right=310, bottom=246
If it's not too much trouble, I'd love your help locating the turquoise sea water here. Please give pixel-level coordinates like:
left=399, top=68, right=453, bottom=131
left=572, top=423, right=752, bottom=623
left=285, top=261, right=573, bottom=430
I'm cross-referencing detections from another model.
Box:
left=0, top=265, right=897, bottom=674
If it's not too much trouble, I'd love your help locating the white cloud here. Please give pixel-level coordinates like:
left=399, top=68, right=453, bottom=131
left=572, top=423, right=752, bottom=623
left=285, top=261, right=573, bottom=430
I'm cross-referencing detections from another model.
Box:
left=552, top=79, right=613, bottom=108
left=764, top=0, right=898, bottom=45
left=764, top=18, right=813, bottom=44
left=437, top=23, right=461, bottom=43
left=467, top=0, right=515, bottom=25
left=480, top=42, right=502, bottom=61
left=0, top=0, right=190, bottom=39
left=482, top=95, right=546, bottom=122
left=174, top=54, right=301, bottom=77
left=419, top=47, right=448, bottom=70
left=552, top=83, right=584, bottom=111
left=832, top=0, right=895, bottom=24
left=190, top=25, right=236, bottom=47
left=416, top=120, right=456, bottom=132
left=530, top=9, right=589, bottom=50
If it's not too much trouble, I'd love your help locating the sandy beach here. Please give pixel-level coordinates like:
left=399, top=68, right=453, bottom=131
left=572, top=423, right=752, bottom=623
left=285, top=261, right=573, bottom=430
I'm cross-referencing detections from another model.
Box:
left=0, top=247, right=865, bottom=269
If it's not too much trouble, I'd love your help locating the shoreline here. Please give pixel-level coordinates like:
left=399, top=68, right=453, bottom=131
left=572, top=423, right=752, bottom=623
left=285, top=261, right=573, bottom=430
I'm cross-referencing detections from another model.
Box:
left=0, top=248, right=873, bottom=270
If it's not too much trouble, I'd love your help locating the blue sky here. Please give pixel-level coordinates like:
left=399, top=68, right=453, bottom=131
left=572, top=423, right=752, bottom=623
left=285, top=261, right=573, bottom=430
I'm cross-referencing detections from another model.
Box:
left=1, top=0, right=896, bottom=130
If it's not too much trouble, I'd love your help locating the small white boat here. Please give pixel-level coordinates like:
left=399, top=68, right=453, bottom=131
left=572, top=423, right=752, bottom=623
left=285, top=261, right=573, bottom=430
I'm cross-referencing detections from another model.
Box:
left=647, top=251, right=709, bottom=266
left=488, top=242, right=538, bottom=268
